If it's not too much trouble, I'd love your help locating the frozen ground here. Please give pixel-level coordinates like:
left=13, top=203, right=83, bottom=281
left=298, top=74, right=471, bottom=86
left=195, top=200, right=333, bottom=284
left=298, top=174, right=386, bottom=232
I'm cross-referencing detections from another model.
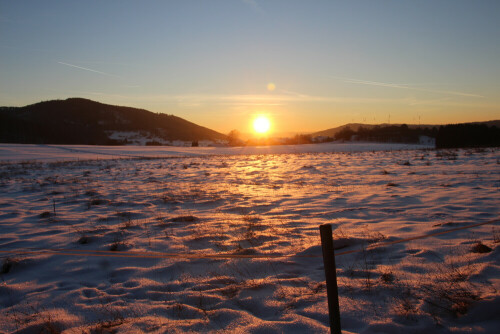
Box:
left=0, top=144, right=499, bottom=333
left=0, top=142, right=432, bottom=162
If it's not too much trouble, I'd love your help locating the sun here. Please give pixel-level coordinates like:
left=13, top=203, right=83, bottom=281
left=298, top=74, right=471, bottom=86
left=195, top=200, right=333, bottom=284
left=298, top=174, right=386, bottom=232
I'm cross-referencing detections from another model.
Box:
left=253, top=116, right=271, bottom=134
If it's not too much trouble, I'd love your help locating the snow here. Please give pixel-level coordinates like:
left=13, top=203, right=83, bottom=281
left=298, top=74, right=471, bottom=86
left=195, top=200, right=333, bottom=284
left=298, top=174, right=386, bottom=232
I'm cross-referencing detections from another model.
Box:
left=0, top=142, right=432, bottom=162
left=0, top=143, right=498, bottom=333
left=106, top=131, right=218, bottom=147
left=106, top=130, right=164, bottom=146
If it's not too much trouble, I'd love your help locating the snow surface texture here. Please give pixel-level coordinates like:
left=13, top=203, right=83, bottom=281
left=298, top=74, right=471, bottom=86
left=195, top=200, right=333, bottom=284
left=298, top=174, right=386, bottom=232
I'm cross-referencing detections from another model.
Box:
left=105, top=131, right=220, bottom=147
left=0, top=142, right=432, bottom=162
left=0, top=144, right=499, bottom=333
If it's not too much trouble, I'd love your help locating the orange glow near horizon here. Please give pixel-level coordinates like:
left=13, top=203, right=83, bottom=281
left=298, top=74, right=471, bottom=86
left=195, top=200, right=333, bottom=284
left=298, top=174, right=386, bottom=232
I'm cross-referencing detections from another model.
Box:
left=253, top=116, right=271, bottom=134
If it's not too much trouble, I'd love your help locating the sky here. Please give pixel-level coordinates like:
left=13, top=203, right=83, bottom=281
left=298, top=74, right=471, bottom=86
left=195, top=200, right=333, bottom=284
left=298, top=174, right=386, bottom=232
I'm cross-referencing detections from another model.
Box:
left=1, top=0, right=499, bottom=135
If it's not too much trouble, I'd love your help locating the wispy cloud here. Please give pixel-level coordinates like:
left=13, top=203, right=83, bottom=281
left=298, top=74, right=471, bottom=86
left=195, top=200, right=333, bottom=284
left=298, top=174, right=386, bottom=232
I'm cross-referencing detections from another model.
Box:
left=171, top=93, right=333, bottom=105
left=242, top=0, right=265, bottom=15
left=142, top=93, right=413, bottom=107
left=161, top=92, right=496, bottom=109
left=47, top=90, right=496, bottom=111
left=344, top=78, right=412, bottom=90
left=342, top=77, right=483, bottom=98
left=57, top=61, right=122, bottom=78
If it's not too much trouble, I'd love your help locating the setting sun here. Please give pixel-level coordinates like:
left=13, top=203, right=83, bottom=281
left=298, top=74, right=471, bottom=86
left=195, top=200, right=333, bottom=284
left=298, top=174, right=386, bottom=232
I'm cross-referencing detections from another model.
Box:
left=253, top=116, right=271, bottom=134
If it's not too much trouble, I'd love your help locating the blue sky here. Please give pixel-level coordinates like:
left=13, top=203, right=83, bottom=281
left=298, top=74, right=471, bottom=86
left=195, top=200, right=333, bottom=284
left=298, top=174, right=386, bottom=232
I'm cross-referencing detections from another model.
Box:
left=1, top=0, right=499, bottom=133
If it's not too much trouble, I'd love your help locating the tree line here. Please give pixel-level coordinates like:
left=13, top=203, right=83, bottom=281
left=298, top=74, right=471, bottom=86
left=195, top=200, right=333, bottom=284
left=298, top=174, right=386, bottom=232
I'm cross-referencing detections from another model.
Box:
left=333, top=123, right=499, bottom=148
left=225, top=123, right=500, bottom=148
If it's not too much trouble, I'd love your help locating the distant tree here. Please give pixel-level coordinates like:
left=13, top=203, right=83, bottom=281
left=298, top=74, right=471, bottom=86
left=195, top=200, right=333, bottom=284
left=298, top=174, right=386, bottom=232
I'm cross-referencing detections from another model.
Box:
left=332, top=124, right=436, bottom=144
left=227, top=129, right=242, bottom=146
left=335, top=127, right=355, bottom=141
left=293, top=134, right=313, bottom=144
left=191, top=140, right=199, bottom=147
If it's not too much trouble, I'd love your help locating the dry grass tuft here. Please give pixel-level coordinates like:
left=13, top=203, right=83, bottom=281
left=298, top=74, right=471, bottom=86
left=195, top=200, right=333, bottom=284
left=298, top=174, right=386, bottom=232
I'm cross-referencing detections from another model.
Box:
left=1, top=257, right=18, bottom=274
left=471, top=242, right=492, bottom=253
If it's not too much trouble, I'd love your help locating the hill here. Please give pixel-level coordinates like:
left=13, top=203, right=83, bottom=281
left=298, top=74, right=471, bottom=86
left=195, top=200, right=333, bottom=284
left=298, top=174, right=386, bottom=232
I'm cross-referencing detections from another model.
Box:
left=311, top=121, right=500, bottom=148
left=311, top=121, right=500, bottom=138
left=0, top=98, right=227, bottom=145
left=312, top=123, right=442, bottom=138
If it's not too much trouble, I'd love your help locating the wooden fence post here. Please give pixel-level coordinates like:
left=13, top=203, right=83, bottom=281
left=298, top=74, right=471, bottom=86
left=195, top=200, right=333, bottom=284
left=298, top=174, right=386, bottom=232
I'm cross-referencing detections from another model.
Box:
left=320, top=224, right=342, bottom=334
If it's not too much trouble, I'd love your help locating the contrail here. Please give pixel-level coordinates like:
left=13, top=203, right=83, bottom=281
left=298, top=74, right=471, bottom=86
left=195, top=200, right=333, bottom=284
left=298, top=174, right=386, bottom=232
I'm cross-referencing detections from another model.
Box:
left=344, top=78, right=411, bottom=89
left=342, top=77, right=483, bottom=98
left=57, top=61, right=122, bottom=78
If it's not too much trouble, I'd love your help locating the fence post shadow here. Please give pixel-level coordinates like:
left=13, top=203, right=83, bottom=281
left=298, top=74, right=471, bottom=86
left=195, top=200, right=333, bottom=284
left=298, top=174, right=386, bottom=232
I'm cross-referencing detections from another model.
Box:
left=320, top=223, right=342, bottom=334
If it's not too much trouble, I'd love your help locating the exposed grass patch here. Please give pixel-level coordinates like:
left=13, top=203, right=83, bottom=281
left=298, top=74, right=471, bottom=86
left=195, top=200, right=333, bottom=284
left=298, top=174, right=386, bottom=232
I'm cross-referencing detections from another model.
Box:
left=39, top=211, right=52, bottom=219
left=1, top=257, right=18, bottom=274
left=471, top=241, right=492, bottom=253
left=171, top=215, right=199, bottom=223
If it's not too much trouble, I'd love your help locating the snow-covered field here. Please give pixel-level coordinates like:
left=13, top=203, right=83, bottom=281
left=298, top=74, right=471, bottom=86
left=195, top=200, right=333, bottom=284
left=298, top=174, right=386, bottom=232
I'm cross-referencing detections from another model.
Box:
left=0, top=144, right=499, bottom=333
left=0, top=142, right=432, bottom=162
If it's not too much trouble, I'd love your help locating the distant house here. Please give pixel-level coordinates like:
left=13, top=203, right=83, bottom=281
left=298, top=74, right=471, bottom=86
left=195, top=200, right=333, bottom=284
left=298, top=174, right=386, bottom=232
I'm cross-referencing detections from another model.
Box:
left=419, top=135, right=436, bottom=146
